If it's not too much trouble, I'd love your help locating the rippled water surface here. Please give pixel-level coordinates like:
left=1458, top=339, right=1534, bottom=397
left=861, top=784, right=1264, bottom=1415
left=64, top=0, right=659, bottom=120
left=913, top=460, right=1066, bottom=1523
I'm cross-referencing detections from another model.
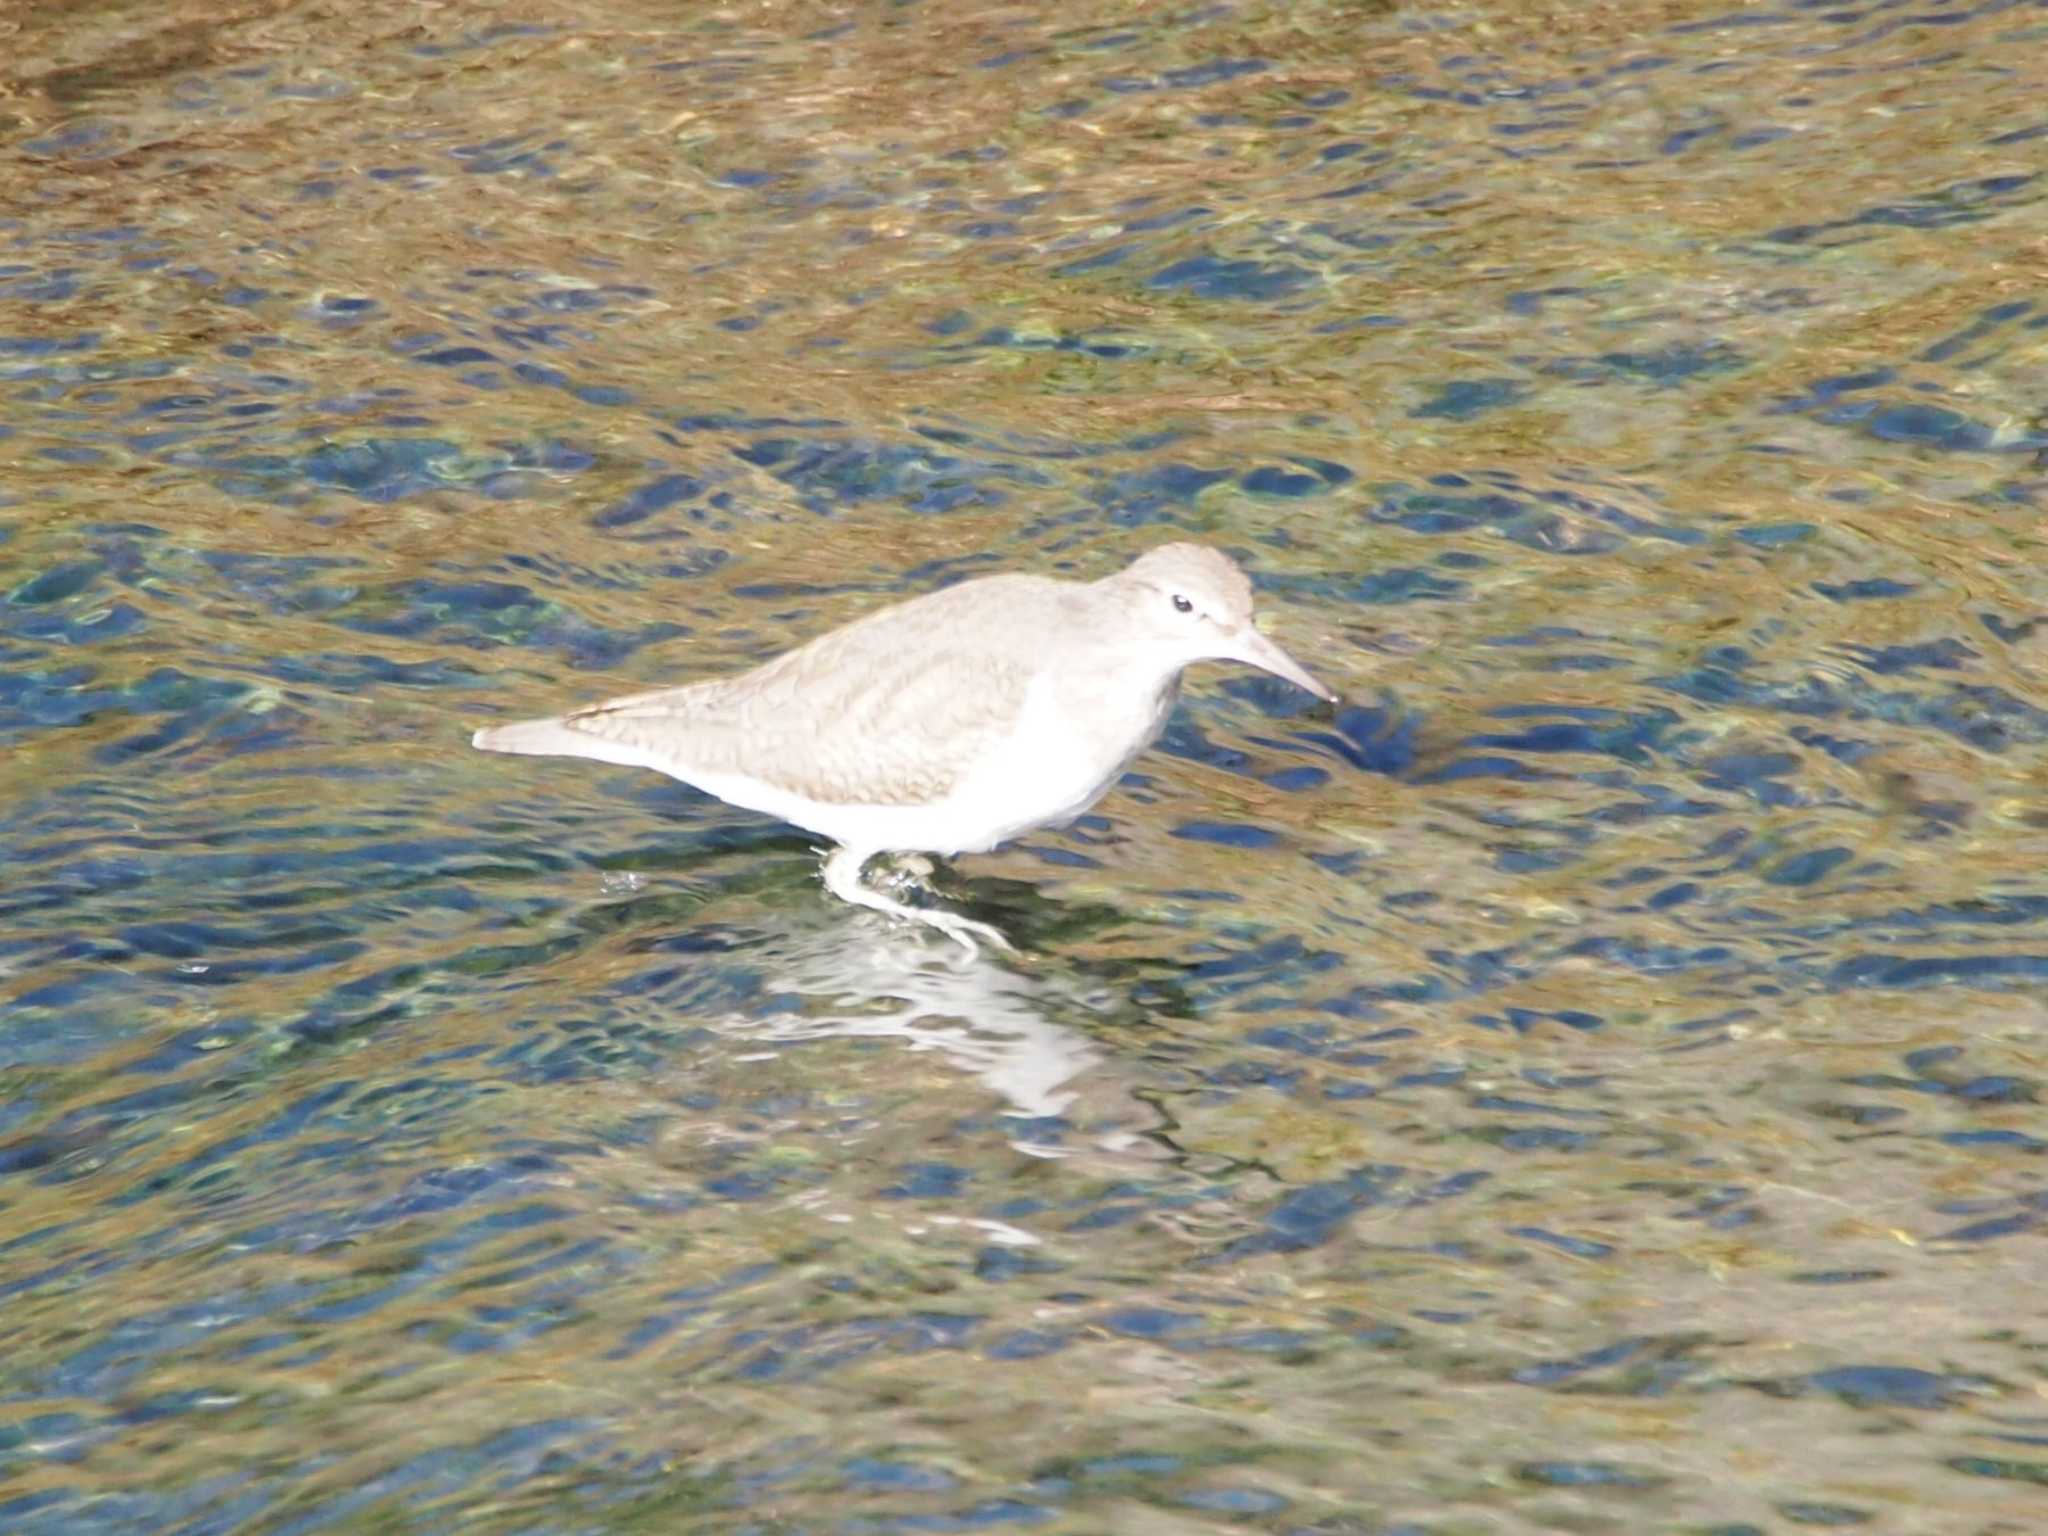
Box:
left=5, top=0, right=2048, bottom=1530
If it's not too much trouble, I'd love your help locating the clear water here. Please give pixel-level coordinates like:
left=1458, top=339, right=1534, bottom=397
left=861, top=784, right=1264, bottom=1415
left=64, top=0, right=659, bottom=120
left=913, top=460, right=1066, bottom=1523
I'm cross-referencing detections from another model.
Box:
left=4, top=0, right=2048, bottom=1530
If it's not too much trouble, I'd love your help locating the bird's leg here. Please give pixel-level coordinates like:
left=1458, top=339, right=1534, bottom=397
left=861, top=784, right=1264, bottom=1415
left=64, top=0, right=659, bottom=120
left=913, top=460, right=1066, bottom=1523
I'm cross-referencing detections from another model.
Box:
left=880, top=852, right=937, bottom=892
left=820, top=846, right=1016, bottom=959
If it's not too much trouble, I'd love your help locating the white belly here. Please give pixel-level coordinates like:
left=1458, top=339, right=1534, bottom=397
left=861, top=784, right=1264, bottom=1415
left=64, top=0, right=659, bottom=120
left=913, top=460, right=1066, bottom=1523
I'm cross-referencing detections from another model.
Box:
left=688, top=671, right=1172, bottom=856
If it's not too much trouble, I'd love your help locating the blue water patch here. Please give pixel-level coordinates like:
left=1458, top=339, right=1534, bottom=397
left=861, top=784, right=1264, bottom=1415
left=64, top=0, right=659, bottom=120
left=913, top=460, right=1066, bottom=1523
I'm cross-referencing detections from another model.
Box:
left=1467, top=708, right=1676, bottom=766
left=1102, top=58, right=1268, bottom=94
left=842, top=1457, right=959, bottom=1493
left=1842, top=638, right=1975, bottom=676
left=1373, top=484, right=1623, bottom=553
left=1518, top=1462, right=1666, bottom=1490
left=1828, top=953, right=2048, bottom=990
left=1177, top=1486, right=1289, bottom=1513
left=326, top=577, right=685, bottom=668
left=1798, top=1366, right=1988, bottom=1408
left=0, top=332, right=101, bottom=355
left=1240, top=456, right=1354, bottom=497
left=1860, top=402, right=1998, bottom=452
left=1764, top=847, right=1852, bottom=887
left=1988, top=119, right=2048, bottom=146
left=1096, top=462, right=1235, bottom=516
left=1291, top=703, right=1419, bottom=777
left=957, top=325, right=1149, bottom=359
left=1217, top=1169, right=1405, bottom=1258
left=22, top=124, right=121, bottom=159
left=1735, top=522, right=1814, bottom=548
left=592, top=473, right=704, bottom=529
left=450, top=135, right=563, bottom=176
left=1510, top=1227, right=1614, bottom=1258
left=1920, top=299, right=2034, bottom=364
left=155, top=435, right=584, bottom=505
left=1410, top=378, right=1527, bottom=419
left=0, top=268, right=82, bottom=302
left=1767, top=172, right=2038, bottom=243
left=731, top=434, right=1055, bottom=514
left=1546, top=341, right=1745, bottom=388
left=171, top=438, right=455, bottom=502
left=1147, top=254, right=1316, bottom=301
left=8, top=561, right=101, bottom=606
left=1170, top=821, right=1281, bottom=849
left=1656, top=647, right=2048, bottom=754
left=1813, top=577, right=1916, bottom=601
left=417, top=344, right=496, bottom=367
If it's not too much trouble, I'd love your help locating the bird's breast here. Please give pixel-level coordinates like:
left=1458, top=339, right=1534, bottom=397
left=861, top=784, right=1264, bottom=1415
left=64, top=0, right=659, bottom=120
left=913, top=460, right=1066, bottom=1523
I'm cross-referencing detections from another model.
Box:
left=934, top=667, right=1180, bottom=851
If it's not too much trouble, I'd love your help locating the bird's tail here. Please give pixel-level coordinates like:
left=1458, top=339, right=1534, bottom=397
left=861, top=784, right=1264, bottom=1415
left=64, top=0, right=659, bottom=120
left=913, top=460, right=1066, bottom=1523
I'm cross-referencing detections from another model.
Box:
left=471, top=716, right=586, bottom=757
left=472, top=713, right=678, bottom=778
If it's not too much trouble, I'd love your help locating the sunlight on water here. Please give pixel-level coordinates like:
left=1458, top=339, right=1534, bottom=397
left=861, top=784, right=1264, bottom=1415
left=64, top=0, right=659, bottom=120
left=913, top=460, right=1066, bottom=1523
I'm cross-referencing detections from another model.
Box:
left=4, top=0, right=2048, bottom=1529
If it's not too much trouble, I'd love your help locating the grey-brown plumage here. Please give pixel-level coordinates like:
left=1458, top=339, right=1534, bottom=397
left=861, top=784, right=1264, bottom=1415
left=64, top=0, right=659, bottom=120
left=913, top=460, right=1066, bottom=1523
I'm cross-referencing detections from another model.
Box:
left=474, top=543, right=1335, bottom=953
left=513, top=578, right=1051, bottom=807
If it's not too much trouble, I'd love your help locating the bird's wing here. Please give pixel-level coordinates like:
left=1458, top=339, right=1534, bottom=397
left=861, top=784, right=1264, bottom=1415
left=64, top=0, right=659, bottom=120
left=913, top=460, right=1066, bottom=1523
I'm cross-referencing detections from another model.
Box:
left=539, top=578, right=1054, bottom=805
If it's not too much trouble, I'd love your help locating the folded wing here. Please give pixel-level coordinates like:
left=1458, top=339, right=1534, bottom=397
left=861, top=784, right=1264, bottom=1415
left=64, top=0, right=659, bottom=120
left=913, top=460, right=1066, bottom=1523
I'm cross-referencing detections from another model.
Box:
left=473, top=577, right=1052, bottom=807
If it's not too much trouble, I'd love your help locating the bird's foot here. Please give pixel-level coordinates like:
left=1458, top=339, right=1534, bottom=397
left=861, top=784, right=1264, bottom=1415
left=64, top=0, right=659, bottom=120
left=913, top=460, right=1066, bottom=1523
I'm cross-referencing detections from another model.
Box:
left=879, top=852, right=937, bottom=893
left=820, top=845, right=1017, bottom=960
left=917, top=908, right=1018, bottom=961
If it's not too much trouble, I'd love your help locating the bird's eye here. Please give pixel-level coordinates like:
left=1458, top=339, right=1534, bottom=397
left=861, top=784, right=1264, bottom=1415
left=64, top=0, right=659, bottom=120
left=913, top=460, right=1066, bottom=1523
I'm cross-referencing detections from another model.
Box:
left=1172, top=594, right=1193, bottom=614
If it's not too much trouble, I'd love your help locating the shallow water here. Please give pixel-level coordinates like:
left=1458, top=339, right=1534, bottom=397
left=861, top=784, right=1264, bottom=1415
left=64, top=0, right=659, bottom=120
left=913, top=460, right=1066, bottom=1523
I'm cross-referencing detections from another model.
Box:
left=4, top=0, right=2048, bottom=1530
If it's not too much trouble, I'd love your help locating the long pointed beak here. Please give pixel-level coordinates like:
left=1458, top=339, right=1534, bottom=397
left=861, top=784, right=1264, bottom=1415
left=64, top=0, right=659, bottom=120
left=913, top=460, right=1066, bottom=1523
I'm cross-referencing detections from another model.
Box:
left=1231, top=626, right=1338, bottom=703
